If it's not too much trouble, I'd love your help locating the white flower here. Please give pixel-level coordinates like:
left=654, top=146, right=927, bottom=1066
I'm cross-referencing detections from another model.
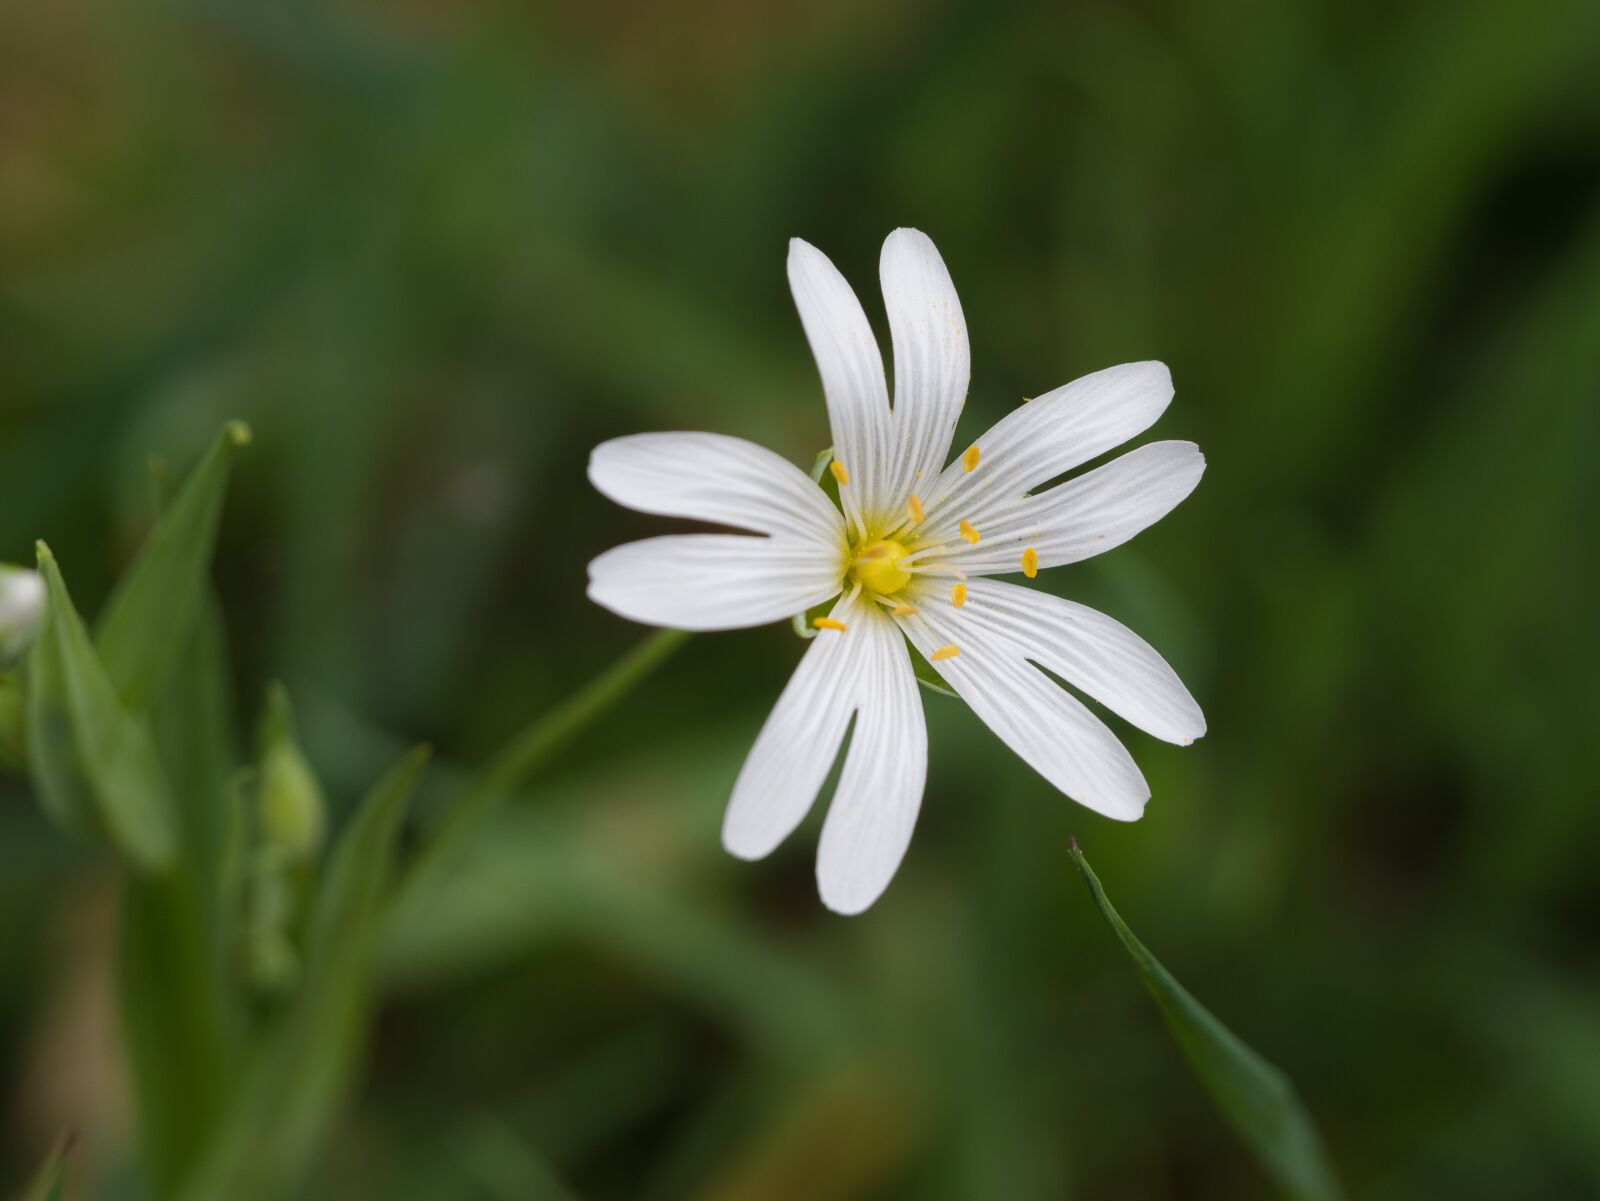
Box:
left=0, top=565, right=45, bottom=669
left=588, top=229, right=1205, bottom=914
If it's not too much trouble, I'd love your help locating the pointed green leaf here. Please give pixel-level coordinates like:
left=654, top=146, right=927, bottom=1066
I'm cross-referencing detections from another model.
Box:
left=95, top=421, right=250, bottom=712
left=32, top=544, right=175, bottom=871
left=1069, top=841, right=1345, bottom=1201
left=175, top=746, right=430, bottom=1201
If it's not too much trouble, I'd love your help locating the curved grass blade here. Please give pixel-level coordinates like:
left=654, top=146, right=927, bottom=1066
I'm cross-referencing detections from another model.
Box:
left=175, top=746, right=430, bottom=1201
left=95, top=421, right=251, bottom=712
left=1068, top=839, right=1344, bottom=1201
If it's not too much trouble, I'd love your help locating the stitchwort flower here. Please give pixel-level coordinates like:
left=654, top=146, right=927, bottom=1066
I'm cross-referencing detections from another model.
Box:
left=588, top=229, right=1204, bottom=913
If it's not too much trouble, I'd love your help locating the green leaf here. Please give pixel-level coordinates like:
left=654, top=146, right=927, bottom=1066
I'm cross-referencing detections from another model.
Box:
left=95, top=421, right=251, bottom=712
left=122, top=541, right=245, bottom=1194
left=17, top=1136, right=71, bottom=1201
left=175, top=746, right=430, bottom=1201
left=1068, top=840, right=1345, bottom=1201
left=30, top=544, right=176, bottom=871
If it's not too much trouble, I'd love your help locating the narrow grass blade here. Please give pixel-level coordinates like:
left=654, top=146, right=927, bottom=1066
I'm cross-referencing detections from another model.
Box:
left=95, top=421, right=251, bottom=712
left=175, top=746, right=430, bottom=1201
left=31, top=544, right=175, bottom=871
left=1068, top=840, right=1344, bottom=1201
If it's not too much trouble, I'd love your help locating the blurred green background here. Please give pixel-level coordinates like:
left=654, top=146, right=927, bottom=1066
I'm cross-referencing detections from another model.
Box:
left=3, top=0, right=1600, bottom=1197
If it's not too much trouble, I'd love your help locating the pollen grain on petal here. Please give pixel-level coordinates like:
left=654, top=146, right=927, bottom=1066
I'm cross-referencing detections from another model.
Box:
left=958, top=519, right=980, bottom=545
left=962, top=445, right=981, bottom=473
left=930, top=643, right=960, bottom=661
left=829, top=460, right=849, bottom=486
left=812, top=617, right=847, bottom=632
left=1021, top=547, right=1039, bottom=578
left=907, top=493, right=925, bottom=525
left=891, top=603, right=918, bottom=617
left=950, top=583, right=967, bottom=608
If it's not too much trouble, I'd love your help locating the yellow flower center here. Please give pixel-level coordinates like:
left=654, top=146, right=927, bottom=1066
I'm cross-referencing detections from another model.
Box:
left=851, top=539, right=912, bottom=595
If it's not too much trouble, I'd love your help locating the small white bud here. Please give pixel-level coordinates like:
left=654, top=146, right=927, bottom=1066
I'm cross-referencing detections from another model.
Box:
left=0, top=566, right=45, bottom=668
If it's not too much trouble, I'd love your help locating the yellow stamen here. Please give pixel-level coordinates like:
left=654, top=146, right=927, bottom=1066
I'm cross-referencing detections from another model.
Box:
left=959, top=519, right=980, bottom=544
left=891, top=603, right=918, bottom=617
left=962, top=445, right=981, bottom=472
left=930, top=644, right=960, bottom=661
left=950, top=583, right=967, bottom=608
left=851, top=539, right=912, bottom=595
left=907, top=493, right=925, bottom=524
left=1021, top=547, right=1038, bottom=579
left=1022, top=395, right=1032, bottom=403
left=812, top=617, right=847, bottom=632
left=829, top=460, right=849, bottom=486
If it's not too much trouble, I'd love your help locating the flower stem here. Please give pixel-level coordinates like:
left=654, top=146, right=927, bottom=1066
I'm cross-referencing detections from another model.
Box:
left=399, top=628, right=690, bottom=900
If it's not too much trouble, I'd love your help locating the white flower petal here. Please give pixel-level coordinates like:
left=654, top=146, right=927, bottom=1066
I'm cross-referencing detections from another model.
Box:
left=896, top=589, right=1149, bottom=820
left=932, top=441, right=1204, bottom=576
left=588, top=534, right=843, bottom=631
left=878, top=228, right=969, bottom=511
left=589, top=432, right=846, bottom=546
left=917, top=361, right=1173, bottom=538
left=722, top=592, right=871, bottom=860
left=954, top=579, right=1204, bottom=745
left=815, top=604, right=927, bottom=915
left=787, top=238, right=892, bottom=535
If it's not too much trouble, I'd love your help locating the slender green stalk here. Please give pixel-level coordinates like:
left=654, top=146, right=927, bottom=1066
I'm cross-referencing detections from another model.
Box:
left=400, top=629, right=690, bottom=900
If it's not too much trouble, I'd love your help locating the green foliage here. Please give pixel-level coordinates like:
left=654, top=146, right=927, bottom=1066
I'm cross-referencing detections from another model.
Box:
left=29, top=546, right=176, bottom=871
left=95, top=423, right=252, bottom=712
left=2, top=1, right=1599, bottom=1197
left=175, top=747, right=429, bottom=1201
left=1070, top=841, right=1344, bottom=1201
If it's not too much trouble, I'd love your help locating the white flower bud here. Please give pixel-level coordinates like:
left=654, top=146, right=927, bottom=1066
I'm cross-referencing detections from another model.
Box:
left=0, top=566, right=45, bottom=668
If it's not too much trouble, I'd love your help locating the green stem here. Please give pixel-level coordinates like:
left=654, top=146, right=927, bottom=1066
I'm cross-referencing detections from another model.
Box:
left=399, top=629, right=690, bottom=900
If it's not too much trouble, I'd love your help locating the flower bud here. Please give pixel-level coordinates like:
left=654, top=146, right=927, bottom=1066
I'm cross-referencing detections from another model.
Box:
left=256, top=684, right=326, bottom=862
left=0, top=566, right=45, bottom=668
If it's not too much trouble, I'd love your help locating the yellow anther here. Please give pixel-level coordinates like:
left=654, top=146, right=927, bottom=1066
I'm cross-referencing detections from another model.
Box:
left=950, top=583, right=967, bottom=608
left=851, top=539, right=912, bottom=595
left=891, top=603, right=918, bottom=617
left=959, top=519, right=980, bottom=545
left=829, top=460, right=849, bottom=486
left=907, top=493, right=925, bottom=525
left=1022, top=395, right=1032, bottom=403
left=812, top=617, right=847, bottom=632
left=1021, top=547, right=1038, bottom=578
left=930, top=644, right=960, bottom=661
left=962, top=445, right=981, bottom=472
